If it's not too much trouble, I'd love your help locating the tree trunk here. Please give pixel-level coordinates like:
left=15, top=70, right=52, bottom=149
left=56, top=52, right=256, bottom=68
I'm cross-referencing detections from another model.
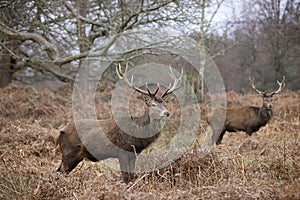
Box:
left=0, top=48, right=16, bottom=88
left=76, top=0, right=91, bottom=91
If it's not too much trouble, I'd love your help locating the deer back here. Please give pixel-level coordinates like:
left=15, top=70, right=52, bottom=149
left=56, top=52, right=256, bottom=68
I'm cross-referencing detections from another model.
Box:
left=225, top=107, right=262, bottom=130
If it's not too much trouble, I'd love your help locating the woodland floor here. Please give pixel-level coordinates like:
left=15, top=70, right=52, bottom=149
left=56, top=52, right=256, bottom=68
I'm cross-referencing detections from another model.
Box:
left=0, top=83, right=299, bottom=199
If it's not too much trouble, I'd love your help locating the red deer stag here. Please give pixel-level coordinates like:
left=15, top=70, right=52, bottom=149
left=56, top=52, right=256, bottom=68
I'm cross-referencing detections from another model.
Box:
left=211, top=76, right=285, bottom=145
left=55, top=64, right=183, bottom=183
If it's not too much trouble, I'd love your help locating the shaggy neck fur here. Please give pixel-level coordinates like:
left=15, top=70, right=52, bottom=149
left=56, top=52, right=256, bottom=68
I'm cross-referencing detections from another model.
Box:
left=126, top=107, right=163, bottom=153
left=131, top=108, right=150, bottom=126
left=258, top=105, right=273, bottom=125
left=131, top=107, right=163, bottom=127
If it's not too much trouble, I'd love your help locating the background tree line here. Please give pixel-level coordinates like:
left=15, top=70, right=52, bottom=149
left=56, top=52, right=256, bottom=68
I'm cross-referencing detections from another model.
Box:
left=0, top=0, right=299, bottom=91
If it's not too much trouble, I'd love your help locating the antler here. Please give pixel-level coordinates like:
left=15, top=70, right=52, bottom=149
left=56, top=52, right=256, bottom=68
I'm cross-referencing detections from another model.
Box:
left=249, top=76, right=266, bottom=96
left=161, top=66, right=183, bottom=99
left=116, top=63, right=159, bottom=98
left=268, top=76, right=285, bottom=96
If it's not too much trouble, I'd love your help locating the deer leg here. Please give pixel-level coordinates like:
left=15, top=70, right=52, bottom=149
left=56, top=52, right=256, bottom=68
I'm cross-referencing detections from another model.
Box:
left=211, top=128, right=221, bottom=144
left=57, top=162, right=63, bottom=172
left=246, top=127, right=253, bottom=136
left=119, top=155, right=136, bottom=184
left=216, top=129, right=226, bottom=145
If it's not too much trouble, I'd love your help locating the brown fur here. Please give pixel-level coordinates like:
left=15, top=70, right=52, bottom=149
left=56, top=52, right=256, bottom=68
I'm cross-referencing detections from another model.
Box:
left=211, top=104, right=272, bottom=145
left=56, top=98, right=169, bottom=183
left=55, top=64, right=182, bottom=183
left=211, top=76, right=285, bottom=145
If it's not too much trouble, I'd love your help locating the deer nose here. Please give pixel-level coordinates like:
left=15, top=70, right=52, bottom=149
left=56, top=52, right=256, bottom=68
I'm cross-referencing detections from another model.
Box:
left=164, top=111, right=170, bottom=117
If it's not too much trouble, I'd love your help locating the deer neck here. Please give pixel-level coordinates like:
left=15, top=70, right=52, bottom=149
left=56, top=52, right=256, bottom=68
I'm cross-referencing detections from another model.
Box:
left=258, top=105, right=273, bottom=125
left=129, top=107, right=163, bottom=139
left=131, top=108, right=162, bottom=127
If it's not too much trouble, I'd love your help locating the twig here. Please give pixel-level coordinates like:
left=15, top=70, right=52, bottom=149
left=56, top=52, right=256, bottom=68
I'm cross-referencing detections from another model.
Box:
left=127, top=174, right=148, bottom=191
left=0, top=183, right=22, bottom=195
left=73, top=192, right=79, bottom=200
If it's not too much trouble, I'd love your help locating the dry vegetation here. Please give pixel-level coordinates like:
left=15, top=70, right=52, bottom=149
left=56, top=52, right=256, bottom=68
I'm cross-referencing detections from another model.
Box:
left=0, top=84, right=299, bottom=199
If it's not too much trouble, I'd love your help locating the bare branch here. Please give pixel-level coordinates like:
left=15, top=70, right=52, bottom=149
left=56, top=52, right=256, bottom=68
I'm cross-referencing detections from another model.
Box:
left=205, top=0, right=226, bottom=34
left=28, top=60, right=75, bottom=82
left=62, top=0, right=108, bottom=27
left=0, top=22, right=57, bottom=59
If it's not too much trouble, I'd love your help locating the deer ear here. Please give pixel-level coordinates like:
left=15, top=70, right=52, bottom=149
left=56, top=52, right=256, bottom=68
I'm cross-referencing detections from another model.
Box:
left=142, top=94, right=152, bottom=106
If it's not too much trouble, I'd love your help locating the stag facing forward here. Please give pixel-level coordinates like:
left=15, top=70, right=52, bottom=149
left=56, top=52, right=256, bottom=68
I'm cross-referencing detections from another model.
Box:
left=55, top=64, right=183, bottom=183
left=211, top=76, right=285, bottom=145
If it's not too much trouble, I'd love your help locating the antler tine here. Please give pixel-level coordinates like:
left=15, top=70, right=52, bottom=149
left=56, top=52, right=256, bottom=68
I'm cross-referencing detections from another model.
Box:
left=117, top=63, right=132, bottom=87
left=145, top=82, right=160, bottom=98
left=161, top=66, right=183, bottom=98
left=116, top=63, right=124, bottom=79
left=249, top=76, right=265, bottom=96
left=269, top=76, right=285, bottom=96
left=116, top=63, right=159, bottom=97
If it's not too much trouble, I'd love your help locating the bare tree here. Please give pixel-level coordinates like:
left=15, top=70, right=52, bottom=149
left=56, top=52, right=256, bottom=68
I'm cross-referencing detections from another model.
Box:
left=233, top=0, right=300, bottom=90
left=0, top=0, right=240, bottom=89
left=256, top=0, right=300, bottom=77
left=0, top=0, right=184, bottom=87
left=181, top=0, right=236, bottom=100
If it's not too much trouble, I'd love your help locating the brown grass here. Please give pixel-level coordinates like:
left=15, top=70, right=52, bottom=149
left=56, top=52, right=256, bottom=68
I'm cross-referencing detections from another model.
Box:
left=0, top=84, right=299, bottom=199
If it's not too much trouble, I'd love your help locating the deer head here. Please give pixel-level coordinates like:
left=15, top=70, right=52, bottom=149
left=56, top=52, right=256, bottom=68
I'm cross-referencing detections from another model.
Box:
left=116, top=63, right=183, bottom=119
left=249, top=76, right=285, bottom=110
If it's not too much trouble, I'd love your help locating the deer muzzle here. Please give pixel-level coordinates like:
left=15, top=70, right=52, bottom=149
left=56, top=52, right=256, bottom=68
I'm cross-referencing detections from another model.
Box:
left=164, top=111, right=170, bottom=117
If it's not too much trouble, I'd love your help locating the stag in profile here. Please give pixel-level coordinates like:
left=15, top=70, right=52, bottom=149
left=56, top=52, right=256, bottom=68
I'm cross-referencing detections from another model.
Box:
left=55, top=64, right=183, bottom=183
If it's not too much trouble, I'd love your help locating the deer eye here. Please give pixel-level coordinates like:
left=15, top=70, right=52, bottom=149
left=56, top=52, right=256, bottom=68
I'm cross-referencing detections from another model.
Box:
left=151, top=103, right=157, bottom=107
